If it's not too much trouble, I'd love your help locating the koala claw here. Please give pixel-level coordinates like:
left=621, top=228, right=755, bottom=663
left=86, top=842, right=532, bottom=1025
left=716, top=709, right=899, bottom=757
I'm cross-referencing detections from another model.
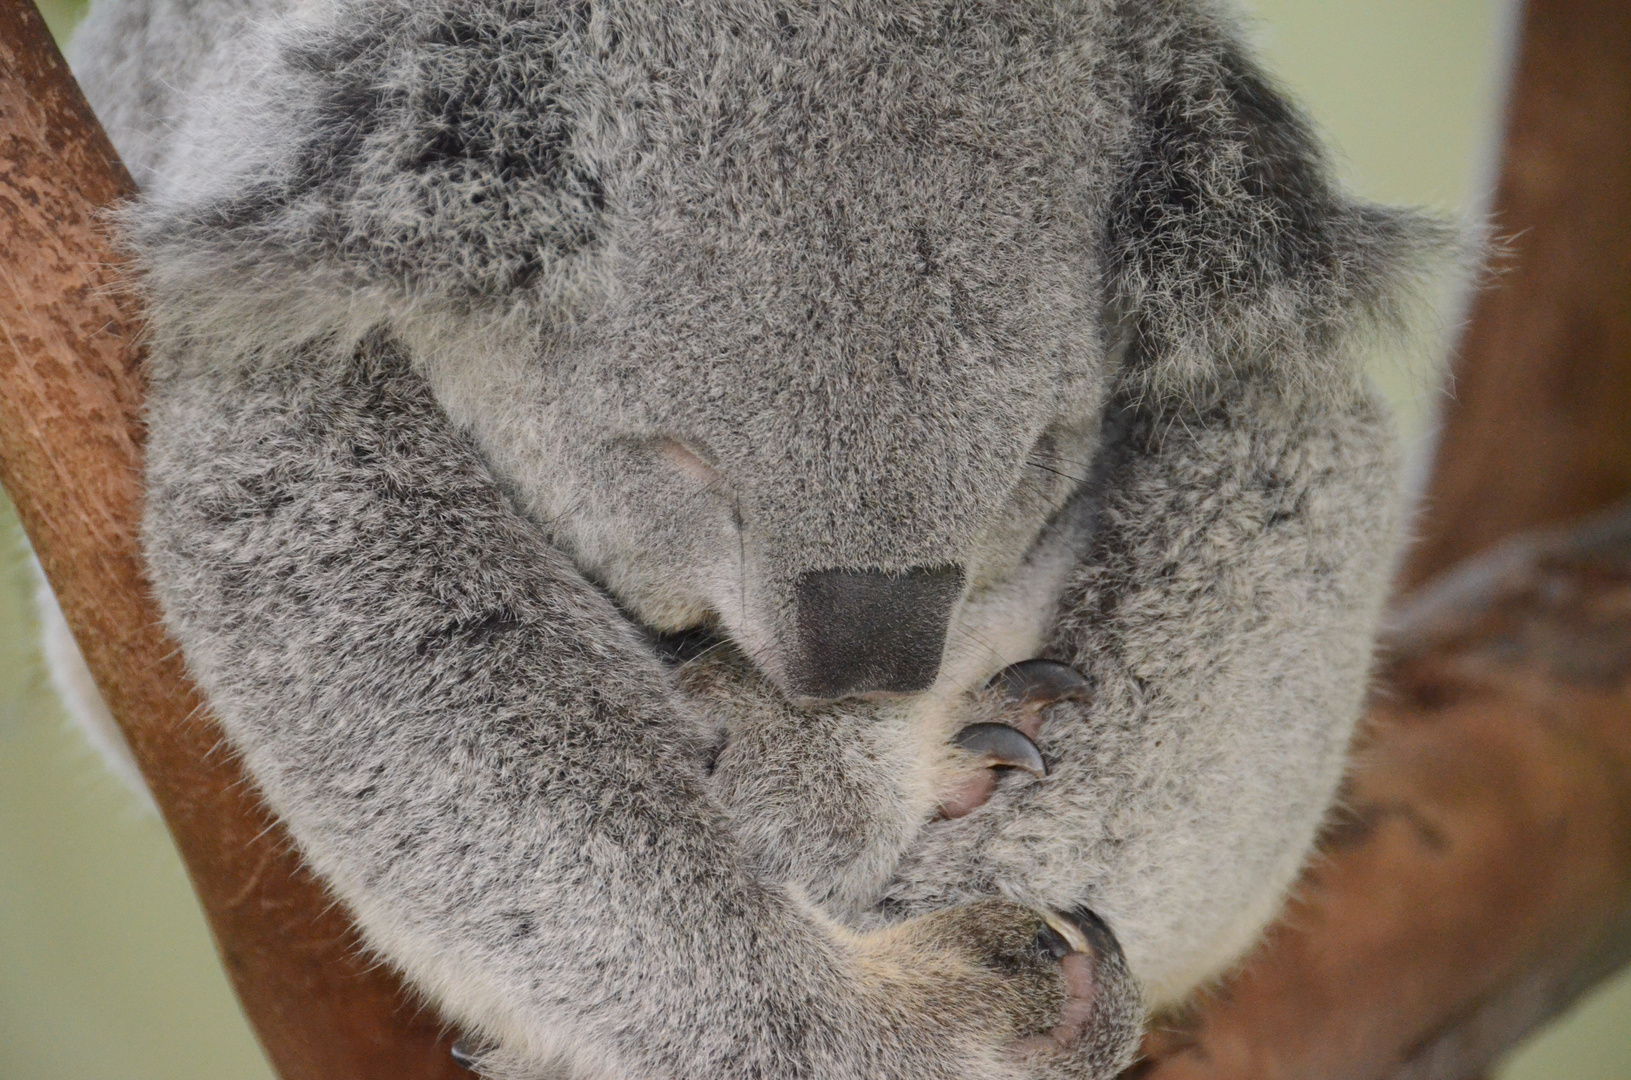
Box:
left=989, top=660, right=1093, bottom=732
left=940, top=721, right=1046, bottom=819
left=939, top=664, right=1085, bottom=820
left=449, top=1036, right=480, bottom=1070
left=1061, top=906, right=1123, bottom=965
left=1010, top=908, right=1142, bottom=1069
left=1034, top=911, right=1103, bottom=1042
left=885, top=898, right=1136, bottom=1071
left=1015, top=906, right=1134, bottom=1059
left=1035, top=918, right=1076, bottom=962
left=954, top=722, right=1048, bottom=777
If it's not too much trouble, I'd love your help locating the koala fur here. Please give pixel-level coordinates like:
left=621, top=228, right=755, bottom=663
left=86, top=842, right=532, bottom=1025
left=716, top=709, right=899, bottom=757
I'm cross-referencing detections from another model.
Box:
left=63, top=0, right=1448, bottom=1076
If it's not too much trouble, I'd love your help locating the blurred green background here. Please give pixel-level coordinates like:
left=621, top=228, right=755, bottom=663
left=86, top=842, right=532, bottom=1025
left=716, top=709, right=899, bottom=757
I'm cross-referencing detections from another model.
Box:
left=3, top=1, right=1629, bottom=1078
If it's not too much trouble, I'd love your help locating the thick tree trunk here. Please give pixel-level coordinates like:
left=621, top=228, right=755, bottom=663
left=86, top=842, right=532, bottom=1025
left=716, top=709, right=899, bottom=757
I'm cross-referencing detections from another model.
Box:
left=1400, top=0, right=1631, bottom=589
left=0, top=3, right=464, bottom=1076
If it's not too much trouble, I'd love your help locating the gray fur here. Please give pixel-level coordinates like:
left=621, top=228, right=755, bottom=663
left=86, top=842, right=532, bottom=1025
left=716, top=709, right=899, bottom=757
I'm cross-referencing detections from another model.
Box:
left=66, top=0, right=1447, bottom=1075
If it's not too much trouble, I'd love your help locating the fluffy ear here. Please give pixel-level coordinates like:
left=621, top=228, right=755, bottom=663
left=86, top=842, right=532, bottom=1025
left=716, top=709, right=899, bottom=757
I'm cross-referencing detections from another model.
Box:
left=1103, top=4, right=1456, bottom=403
left=127, top=0, right=604, bottom=361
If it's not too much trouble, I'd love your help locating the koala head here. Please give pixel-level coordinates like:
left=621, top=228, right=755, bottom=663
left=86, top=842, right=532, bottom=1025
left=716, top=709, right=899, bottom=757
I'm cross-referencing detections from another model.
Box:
left=437, top=163, right=1115, bottom=703
left=139, top=0, right=1431, bottom=704
left=381, top=0, right=1135, bottom=705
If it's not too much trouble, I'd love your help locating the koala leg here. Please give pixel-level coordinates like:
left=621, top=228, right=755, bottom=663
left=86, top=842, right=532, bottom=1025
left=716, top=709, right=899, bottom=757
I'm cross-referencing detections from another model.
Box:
left=883, top=381, right=1402, bottom=1009
left=683, top=645, right=938, bottom=920
left=143, top=340, right=1139, bottom=1080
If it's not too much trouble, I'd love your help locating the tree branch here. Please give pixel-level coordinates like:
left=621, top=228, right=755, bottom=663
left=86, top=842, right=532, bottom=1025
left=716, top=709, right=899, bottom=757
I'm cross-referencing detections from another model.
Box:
left=1402, top=0, right=1631, bottom=589
left=0, top=2, right=464, bottom=1075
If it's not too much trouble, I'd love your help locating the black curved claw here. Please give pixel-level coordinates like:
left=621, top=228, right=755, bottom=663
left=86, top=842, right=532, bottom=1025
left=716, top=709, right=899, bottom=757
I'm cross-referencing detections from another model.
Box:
left=1062, top=906, right=1123, bottom=961
left=1035, top=921, right=1074, bottom=962
left=989, top=659, right=1093, bottom=708
left=954, top=722, right=1047, bottom=776
left=451, top=1036, right=480, bottom=1070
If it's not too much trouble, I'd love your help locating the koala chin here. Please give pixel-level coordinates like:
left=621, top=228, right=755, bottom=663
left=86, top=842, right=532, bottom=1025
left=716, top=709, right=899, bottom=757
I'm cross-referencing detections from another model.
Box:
left=60, top=0, right=1450, bottom=1075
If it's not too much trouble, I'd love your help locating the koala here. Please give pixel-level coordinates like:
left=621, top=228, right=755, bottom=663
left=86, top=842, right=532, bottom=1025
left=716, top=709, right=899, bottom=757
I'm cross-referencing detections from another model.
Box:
left=60, top=0, right=1448, bottom=1076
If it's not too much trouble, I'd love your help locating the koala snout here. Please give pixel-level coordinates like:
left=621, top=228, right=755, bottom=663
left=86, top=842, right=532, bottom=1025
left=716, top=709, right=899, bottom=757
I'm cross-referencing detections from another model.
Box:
left=789, top=565, right=964, bottom=702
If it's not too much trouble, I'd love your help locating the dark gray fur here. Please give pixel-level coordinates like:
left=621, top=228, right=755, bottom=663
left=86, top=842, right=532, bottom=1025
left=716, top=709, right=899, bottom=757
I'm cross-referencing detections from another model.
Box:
left=66, top=0, right=1448, bottom=1075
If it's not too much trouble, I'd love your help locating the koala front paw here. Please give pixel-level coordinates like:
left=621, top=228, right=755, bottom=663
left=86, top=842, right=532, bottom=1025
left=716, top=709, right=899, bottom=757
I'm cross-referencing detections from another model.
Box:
left=938, top=661, right=1093, bottom=820
left=678, top=644, right=933, bottom=916
left=859, top=898, right=1142, bottom=1078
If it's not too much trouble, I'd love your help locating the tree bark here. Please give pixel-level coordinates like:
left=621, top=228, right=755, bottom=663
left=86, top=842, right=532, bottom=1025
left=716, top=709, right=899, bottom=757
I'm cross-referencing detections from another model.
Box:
left=1401, top=0, right=1631, bottom=589
left=0, top=3, right=465, bottom=1076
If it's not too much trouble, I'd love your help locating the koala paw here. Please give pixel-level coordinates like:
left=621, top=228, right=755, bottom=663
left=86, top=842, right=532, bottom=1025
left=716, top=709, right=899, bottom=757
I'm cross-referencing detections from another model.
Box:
left=859, top=898, right=1142, bottom=1078
left=445, top=901, right=1141, bottom=1079
left=939, top=661, right=1093, bottom=820
left=678, top=642, right=932, bottom=915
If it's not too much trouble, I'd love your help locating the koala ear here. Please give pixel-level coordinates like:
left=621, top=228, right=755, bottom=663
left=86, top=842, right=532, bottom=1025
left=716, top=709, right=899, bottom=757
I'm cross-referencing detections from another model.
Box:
left=1103, top=11, right=1455, bottom=402
left=128, top=0, right=605, bottom=359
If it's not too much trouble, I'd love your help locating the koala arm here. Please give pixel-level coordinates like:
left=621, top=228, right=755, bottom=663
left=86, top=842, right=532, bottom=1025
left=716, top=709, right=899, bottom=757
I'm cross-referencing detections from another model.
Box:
left=884, top=8, right=1443, bottom=1005
left=696, top=382, right=1401, bottom=1016
left=142, top=342, right=1131, bottom=1080
left=885, top=380, right=1401, bottom=1002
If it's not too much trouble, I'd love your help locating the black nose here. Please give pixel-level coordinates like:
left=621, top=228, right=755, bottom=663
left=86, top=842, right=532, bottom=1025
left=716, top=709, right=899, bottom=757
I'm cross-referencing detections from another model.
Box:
left=790, top=565, right=964, bottom=701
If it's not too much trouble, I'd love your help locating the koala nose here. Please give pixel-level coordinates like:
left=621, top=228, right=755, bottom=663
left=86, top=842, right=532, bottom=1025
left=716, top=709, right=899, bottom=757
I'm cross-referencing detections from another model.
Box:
left=790, top=565, right=964, bottom=701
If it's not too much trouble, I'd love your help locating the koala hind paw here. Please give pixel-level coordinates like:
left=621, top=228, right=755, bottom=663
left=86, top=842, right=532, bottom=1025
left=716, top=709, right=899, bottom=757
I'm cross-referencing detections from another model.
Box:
left=864, top=898, right=1141, bottom=1076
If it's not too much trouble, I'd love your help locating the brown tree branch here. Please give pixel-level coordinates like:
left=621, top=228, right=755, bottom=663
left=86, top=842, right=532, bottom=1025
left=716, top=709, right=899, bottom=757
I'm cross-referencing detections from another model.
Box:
left=1401, top=0, right=1631, bottom=589
left=0, top=2, right=464, bottom=1076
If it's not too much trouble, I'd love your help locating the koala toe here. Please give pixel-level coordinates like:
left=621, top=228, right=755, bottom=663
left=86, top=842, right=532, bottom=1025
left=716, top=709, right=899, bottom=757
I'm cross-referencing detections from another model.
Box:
left=989, top=660, right=1095, bottom=737
left=888, top=898, right=1139, bottom=1063
left=939, top=660, right=1093, bottom=819
left=955, top=722, right=1048, bottom=775
left=1027, top=915, right=1104, bottom=1046
left=1013, top=909, right=1144, bottom=1079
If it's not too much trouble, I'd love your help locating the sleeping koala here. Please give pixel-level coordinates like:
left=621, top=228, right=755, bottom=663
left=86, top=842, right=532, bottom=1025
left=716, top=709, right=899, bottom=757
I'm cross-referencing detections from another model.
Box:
left=62, top=0, right=1447, bottom=1076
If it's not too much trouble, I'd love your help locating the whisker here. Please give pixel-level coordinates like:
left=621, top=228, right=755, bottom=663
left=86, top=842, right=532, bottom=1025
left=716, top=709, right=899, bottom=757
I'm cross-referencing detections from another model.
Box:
left=674, top=635, right=737, bottom=671
left=1027, top=459, right=1089, bottom=485
left=943, top=616, right=1011, bottom=686
left=1027, top=449, right=1094, bottom=470
left=734, top=493, right=747, bottom=631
